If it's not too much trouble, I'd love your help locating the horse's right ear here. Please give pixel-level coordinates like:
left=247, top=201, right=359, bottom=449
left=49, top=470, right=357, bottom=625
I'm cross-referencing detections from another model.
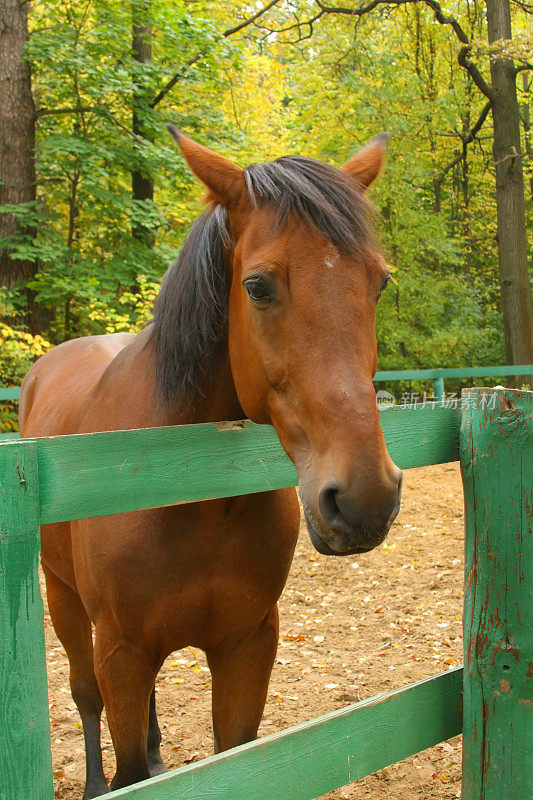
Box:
left=167, top=125, right=246, bottom=208
left=340, top=134, right=387, bottom=188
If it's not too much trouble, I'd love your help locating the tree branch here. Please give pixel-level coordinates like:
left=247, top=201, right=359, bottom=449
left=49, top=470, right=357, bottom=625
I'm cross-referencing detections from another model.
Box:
left=255, top=12, right=324, bottom=36
left=435, top=100, right=492, bottom=184
left=255, top=10, right=326, bottom=44
left=420, top=0, right=469, bottom=43
left=35, top=105, right=151, bottom=145
left=315, top=0, right=416, bottom=16
left=151, top=1, right=282, bottom=109
left=101, top=109, right=147, bottom=143
left=223, top=0, right=282, bottom=36
left=465, top=99, right=492, bottom=141
left=36, top=106, right=95, bottom=117
left=151, top=53, right=203, bottom=108
left=420, top=0, right=492, bottom=99
left=314, top=0, right=494, bottom=100
left=510, top=0, right=533, bottom=10
left=456, top=44, right=493, bottom=100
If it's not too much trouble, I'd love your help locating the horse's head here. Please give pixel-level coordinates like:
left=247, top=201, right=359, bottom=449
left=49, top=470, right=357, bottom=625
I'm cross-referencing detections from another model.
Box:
left=167, top=128, right=402, bottom=555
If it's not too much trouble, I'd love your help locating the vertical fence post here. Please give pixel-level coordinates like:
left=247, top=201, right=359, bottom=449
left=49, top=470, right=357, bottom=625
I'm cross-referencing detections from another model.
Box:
left=460, top=388, right=533, bottom=800
left=0, top=441, right=53, bottom=800
left=432, top=377, right=445, bottom=402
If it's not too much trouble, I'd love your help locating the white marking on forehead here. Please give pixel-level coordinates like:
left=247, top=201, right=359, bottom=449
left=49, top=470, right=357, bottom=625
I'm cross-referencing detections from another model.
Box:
left=323, top=246, right=340, bottom=270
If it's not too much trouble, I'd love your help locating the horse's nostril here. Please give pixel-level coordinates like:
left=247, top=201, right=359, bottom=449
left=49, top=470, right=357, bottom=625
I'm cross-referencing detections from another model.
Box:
left=318, top=474, right=401, bottom=539
left=318, top=479, right=360, bottom=533
left=318, top=481, right=340, bottom=527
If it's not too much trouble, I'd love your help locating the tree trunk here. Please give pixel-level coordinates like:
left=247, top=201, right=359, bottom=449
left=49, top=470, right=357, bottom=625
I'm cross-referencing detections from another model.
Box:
left=521, top=73, right=533, bottom=201
left=486, top=0, right=533, bottom=379
left=132, top=0, right=154, bottom=248
left=0, top=0, right=36, bottom=300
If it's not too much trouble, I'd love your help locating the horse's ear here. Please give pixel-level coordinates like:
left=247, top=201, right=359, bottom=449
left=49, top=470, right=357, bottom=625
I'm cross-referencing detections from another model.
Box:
left=340, top=134, right=387, bottom=188
left=167, top=125, right=246, bottom=207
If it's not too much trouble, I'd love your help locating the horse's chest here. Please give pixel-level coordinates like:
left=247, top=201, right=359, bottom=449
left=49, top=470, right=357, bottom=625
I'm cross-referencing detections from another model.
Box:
left=167, top=566, right=280, bottom=647
left=74, top=489, right=300, bottom=653
left=157, top=500, right=299, bottom=648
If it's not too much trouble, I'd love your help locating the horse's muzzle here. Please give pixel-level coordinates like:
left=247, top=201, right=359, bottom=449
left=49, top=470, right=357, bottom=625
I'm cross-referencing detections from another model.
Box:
left=300, top=470, right=403, bottom=556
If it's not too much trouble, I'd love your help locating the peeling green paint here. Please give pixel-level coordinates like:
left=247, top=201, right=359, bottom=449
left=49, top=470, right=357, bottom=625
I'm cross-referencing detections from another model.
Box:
left=461, top=388, right=533, bottom=800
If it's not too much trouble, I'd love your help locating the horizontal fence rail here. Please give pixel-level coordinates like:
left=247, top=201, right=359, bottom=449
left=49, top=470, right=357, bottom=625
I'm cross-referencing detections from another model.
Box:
left=373, top=365, right=533, bottom=403
left=0, top=387, right=20, bottom=401
left=373, top=364, right=533, bottom=381
left=0, top=405, right=460, bottom=525
left=105, top=669, right=463, bottom=800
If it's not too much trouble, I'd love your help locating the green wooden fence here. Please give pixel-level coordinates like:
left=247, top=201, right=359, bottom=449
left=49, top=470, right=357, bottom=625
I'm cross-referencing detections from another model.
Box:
left=373, top=363, right=533, bottom=401
left=0, top=389, right=531, bottom=800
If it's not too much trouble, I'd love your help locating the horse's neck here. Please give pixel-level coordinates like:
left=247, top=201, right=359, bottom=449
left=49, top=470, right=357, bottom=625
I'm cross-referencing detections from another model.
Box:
left=121, top=326, right=244, bottom=428
left=165, top=351, right=244, bottom=426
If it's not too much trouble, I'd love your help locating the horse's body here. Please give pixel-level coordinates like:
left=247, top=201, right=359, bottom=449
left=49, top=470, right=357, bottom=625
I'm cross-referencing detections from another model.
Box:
left=20, top=131, right=402, bottom=797
left=22, top=327, right=297, bottom=794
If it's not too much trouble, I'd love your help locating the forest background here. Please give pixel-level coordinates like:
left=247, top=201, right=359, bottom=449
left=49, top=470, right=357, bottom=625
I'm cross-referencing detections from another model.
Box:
left=0, top=0, right=531, bottom=429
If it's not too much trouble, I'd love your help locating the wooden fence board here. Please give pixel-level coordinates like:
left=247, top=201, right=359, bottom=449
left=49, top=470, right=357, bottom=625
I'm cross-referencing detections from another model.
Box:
left=460, top=389, right=533, bottom=800
left=35, top=420, right=298, bottom=524
left=379, top=404, right=459, bottom=468
left=0, top=388, right=20, bottom=401
left=105, top=668, right=463, bottom=800
left=0, top=405, right=460, bottom=524
left=0, top=442, right=53, bottom=800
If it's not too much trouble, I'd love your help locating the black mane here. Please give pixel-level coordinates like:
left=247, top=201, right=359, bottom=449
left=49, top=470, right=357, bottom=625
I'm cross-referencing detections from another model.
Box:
left=152, top=155, right=374, bottom=408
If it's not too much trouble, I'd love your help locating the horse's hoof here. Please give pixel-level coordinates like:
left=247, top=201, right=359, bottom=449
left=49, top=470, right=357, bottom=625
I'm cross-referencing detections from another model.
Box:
left=148, top=756, right=167, bottom=777
left=83, top=779, right=109, bottom=799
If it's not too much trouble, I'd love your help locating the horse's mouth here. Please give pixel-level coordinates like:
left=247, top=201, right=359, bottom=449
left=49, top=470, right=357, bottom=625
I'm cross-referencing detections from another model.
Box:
left=303, top=511, right=377, bottom=556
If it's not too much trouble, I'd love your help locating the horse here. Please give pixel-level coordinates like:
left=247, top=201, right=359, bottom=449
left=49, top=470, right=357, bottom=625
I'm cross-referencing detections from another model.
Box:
left=20, top=128, right=403, bottom=798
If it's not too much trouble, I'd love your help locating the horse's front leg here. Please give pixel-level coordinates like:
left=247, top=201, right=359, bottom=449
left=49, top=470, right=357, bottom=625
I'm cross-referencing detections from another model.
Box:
left=206, top=606, right=279, bottom=752
left=147, top=685, right=166, bottom=776
left=93, top=621, right=159, bottom=790
left=43, top=563, right=109, bottom=799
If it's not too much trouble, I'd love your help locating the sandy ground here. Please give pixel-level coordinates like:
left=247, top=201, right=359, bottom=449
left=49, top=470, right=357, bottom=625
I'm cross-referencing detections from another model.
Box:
left=45, top=462, right=464, bottom=800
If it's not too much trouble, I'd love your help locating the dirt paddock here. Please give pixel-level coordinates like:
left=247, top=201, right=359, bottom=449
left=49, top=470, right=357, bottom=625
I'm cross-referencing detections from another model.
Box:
left=45, top=462, right=464, bottom=800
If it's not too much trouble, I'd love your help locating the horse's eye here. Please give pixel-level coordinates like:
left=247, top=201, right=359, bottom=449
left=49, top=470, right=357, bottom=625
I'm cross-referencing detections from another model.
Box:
left=378, top=273, right=392, bottom=299
left=243, top=276, right=275, bottom=306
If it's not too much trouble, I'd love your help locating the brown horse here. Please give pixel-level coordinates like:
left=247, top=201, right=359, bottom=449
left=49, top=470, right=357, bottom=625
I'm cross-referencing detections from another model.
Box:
left=20, top=129, right=402, bottom=798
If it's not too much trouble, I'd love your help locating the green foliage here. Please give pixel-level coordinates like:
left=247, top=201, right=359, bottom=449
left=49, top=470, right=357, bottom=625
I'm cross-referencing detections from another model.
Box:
left=0, top=293, right=52, bottom=385
left=86, top=274, right=159, bottom=334
left=9, top=0, right=245, bottom=340
left=0, top=291, right=53, bottom=431
left=271, top=2, right=508, bottom=369
left=1, top=0, right=528, bottom=380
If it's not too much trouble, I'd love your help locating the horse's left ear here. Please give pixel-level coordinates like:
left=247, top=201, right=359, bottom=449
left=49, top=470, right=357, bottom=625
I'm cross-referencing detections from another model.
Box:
left=340, top=134, right=387, bottom=188
left=167, top=125, right=246, bottom=207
